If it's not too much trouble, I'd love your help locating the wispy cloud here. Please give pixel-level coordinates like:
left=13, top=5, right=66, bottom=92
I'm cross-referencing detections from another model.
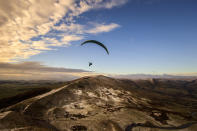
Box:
left=0, top=0, right=127, bottom=62
left=86, top=23, right=120, bottom=34
left=61, top=35, right=84, bottom=44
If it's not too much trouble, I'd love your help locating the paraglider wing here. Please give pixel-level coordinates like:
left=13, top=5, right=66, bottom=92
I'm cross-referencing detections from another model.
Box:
left=81, top=40, right=109, bottom=55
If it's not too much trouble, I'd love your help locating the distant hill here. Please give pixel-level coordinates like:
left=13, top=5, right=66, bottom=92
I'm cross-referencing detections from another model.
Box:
left=111, top=74, right=197, bottom=80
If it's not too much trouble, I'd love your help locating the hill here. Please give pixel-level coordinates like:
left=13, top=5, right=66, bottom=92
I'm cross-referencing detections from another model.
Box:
left=0, top=75, right=197, bottom=131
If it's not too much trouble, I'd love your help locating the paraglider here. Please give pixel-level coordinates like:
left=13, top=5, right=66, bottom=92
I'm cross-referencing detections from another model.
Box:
left=81, top=40, right=109, bottom=67
left=81, top=40, right=109, bottom=55
left=89, top=62, right=93, bottom=67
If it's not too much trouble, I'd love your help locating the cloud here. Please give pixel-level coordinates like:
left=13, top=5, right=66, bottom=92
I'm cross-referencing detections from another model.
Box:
left=53, top=23, right=85, bottom=34
left=0, top=62, right=89, bottom=72
left=61, top=35, right=84, bottom=43
left=0, top=0, right=127, bottom=62
left=86, top=23, right=120, bottom=34
left=53, top=22, right=120, bottom=35
left=97, top=0, right=128, bottom=9
left=0, top=62, right=96, bottom=80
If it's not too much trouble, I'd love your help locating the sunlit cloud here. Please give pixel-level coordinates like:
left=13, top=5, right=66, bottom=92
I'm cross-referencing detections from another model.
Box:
left=0, top=0, right=127, bottom=62
left=61, top=35, right=84, bottom=43
left=86, top=23, right=120, bottom=34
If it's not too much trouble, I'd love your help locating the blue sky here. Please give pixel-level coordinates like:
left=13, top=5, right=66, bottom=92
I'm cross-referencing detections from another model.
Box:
left=26, top=0, right=197, bottom=74
left=0, top=0, right=197, bottom=79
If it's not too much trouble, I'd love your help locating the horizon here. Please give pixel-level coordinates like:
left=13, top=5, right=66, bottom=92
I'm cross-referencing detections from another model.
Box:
left=0, top=61, right=197, bottom=81
left=0, top=0, right=197, bottom=80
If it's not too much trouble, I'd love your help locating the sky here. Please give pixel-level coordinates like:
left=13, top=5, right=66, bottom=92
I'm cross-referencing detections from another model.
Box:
left=0, top=0, right=197, bottom=80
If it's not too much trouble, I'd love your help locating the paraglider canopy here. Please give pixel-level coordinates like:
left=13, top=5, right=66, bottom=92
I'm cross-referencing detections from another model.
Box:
left=81, top=40, right=109, bottom=55
left=81, top=40, right=109, bottom=67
